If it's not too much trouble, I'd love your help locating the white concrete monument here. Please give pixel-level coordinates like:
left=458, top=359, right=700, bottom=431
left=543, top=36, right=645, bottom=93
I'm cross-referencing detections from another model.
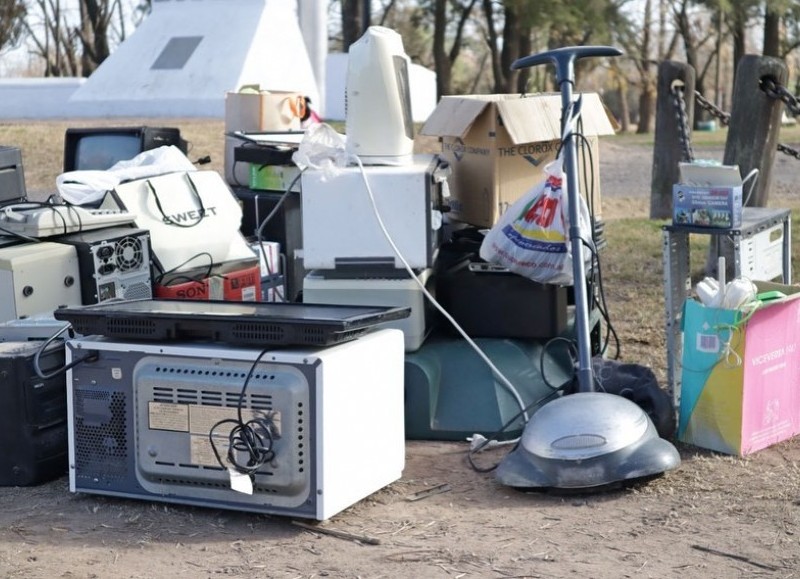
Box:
left=67, top=0, right=320, bottom=117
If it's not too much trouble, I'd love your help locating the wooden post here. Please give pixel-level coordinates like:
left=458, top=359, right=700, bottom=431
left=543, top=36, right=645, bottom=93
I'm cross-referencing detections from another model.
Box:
left=723, top=55, right=787, bottom=207
left=708, top=56, right=788, bottom=279
left=651, top=61, right=695, bottom=219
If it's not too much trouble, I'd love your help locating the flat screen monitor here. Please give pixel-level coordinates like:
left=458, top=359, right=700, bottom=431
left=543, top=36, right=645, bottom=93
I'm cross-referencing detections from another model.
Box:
left=53, top=299, right=411, bottom=347
left=63, top=126, right=188, bottom=172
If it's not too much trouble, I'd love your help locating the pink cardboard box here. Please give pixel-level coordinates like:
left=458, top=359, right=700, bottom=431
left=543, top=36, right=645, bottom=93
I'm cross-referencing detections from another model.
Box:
left=679, top=283, right=800, bottom=455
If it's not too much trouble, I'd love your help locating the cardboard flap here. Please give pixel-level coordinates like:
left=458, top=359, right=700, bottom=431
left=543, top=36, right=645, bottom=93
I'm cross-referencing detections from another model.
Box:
left=679, top=162, right=743, bottom=186
left=420, top=97, right=492, bottom=138
left=497, top=96, right=563, bottom=144
left=498, top=93, right=617, bottom=144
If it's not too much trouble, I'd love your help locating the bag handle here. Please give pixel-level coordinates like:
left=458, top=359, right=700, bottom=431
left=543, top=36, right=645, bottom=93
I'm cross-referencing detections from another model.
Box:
left=146, top=172, right=207, bottom=228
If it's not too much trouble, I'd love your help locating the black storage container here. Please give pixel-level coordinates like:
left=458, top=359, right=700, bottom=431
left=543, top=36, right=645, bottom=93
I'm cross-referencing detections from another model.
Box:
left=437, top=258, right=568, bottom=339
left=0, top=341, right=67, bottom=486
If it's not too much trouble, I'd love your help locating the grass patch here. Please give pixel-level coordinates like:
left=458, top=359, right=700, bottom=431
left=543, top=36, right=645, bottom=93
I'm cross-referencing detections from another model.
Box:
left=609, top=121, right=800, bottom=149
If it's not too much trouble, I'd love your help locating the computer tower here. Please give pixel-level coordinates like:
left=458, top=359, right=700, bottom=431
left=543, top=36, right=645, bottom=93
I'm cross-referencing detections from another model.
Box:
left=0, top=146, right=27, bottom=205
left=66, top=329, right=405, bottom=520
left=0, top=242, right=82, bottom=323
left=233, top=187, right=305, bottom=302
left=0, top=340, right=68, bottom=486
left=54, top=227, right=153, bottom=304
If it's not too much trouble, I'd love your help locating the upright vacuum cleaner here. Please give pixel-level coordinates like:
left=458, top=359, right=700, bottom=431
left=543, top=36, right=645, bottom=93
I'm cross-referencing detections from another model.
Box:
left=495, top=46, right=681, bottom=490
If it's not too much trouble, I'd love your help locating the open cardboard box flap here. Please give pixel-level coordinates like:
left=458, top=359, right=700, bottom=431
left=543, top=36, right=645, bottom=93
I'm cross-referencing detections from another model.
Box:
left=420, top=93, right=617, bottom=143
left=754, top=280, right=800, bottom=302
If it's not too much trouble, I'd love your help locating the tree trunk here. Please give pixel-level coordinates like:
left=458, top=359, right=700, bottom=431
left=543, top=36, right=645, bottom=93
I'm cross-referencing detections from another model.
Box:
left=708, top=55, right=786, bottom=279
left=637, top=86, right=654, bottom=133
left=432, top=0, right=449, bottom=97
left=763, top=7, right=780, bottom=57
left=481, top=0, right=503, bottom=93
left=499, top=4, right=520, bottom=93
left=730, top=9, right=747, bottom=83
left=516, top=23, right=531, bottom=93
left=342, top=0, right=363, bottom=51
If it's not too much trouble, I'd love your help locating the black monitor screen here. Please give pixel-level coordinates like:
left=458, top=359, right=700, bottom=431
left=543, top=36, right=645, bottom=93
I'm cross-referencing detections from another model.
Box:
left=64, top=127, right=186, bottom=172
left=73, top=133, right=143, bottom=171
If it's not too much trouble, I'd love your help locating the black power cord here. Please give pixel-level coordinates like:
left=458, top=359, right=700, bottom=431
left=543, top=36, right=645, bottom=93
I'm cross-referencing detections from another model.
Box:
left=33, top=323, right=98, bottom=380
left=208, top=349, right=279, bottom=478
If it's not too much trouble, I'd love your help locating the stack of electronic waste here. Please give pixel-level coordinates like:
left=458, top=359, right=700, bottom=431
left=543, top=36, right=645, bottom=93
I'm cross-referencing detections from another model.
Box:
left=103, top=169, right=264, bottom=302
left=0, top=146, right=154, bottom=323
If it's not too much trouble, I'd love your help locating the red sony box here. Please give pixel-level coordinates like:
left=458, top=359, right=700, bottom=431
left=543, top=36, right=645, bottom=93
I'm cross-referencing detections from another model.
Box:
left=154, top=260, right=262, bottom=302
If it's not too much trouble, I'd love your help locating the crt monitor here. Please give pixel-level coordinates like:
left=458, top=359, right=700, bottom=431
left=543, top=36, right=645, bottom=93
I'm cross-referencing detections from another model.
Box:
left=63, top=126, right=188, bottom=172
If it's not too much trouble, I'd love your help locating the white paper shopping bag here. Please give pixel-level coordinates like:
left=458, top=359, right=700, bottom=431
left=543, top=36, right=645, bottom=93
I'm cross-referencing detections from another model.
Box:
left=112, top=171, right=256, bottom=274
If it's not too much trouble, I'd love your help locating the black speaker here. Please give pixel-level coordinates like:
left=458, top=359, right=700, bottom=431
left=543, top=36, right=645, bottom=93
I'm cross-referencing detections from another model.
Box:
left=0, top=341, right=67, bottom=486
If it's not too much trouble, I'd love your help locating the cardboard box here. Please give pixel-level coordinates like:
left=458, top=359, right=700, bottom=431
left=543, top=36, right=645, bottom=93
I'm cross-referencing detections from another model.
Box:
left=672, top=162, right=743, bottom=228
left=679, top=282, right=800, bottom=455
left=420, top=93, right=616, bottom=228
left=224, top=88, right=305, bottom=133
left=224, top=87, right=304, bottom=186
left=154, top=259, right=262, bottom=302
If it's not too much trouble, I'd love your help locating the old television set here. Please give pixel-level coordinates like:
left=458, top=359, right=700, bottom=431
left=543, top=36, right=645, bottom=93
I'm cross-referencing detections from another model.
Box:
left=63, top=126, right=188, bottom=172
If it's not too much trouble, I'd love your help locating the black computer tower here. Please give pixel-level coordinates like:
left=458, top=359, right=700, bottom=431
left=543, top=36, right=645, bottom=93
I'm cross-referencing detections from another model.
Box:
left=0, top=341, right=67, bottom=486
left=232, top=188, right=305, bottom=301
left=54, top=227, right=153, bottom=304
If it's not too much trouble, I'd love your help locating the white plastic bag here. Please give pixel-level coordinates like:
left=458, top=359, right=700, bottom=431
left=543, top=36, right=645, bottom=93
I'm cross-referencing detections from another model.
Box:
left=291, top=123, right=349, bottom=180
left=479, top=158, right=592, bottom=285
left=56, top=145, right=197, bottom=205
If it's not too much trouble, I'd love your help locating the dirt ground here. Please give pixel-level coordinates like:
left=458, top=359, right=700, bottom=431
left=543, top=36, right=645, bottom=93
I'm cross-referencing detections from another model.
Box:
left=1, top=131, right=800, bottom=579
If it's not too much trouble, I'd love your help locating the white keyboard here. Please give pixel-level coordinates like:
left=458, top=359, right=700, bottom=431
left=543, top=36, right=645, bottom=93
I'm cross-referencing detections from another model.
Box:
left=0, top=205, right=137, bottom=238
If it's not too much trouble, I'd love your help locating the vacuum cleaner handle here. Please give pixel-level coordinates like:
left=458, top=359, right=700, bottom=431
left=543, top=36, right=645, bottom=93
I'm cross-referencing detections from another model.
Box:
left=512, top=46, right=623, bottom=82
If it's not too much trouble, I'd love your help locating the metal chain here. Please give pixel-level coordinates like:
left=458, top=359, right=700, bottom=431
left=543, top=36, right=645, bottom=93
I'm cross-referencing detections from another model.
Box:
left=760, top=77, right=800, bottom=116
left=694, top=91, right=730, bottom=126
left=777, top=142, right=800, bottom=160
left=670, top=80, right=694, bottom=162
left=759, top=78, right=800, bottom=159
left=690, top=78, right=800, bottom=160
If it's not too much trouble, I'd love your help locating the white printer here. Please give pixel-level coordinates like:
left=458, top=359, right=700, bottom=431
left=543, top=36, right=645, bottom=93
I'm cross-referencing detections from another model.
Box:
left=301, top=154, right=449, bottom=271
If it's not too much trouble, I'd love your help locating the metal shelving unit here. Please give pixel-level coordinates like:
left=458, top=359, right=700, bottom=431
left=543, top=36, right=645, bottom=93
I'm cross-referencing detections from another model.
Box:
left=662, top=207, right=792, bottom=410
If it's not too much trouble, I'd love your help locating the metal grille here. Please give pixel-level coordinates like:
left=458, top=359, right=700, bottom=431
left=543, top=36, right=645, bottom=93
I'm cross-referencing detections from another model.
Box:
left=122, top=282, right=152, bottom=301
left=151, top=377, right=276, bottom=411
left=74, top=389, right=128, bottom=482
left=106, top=318, right=158, bottom=338
left=231, top=322, right=285, bottom=343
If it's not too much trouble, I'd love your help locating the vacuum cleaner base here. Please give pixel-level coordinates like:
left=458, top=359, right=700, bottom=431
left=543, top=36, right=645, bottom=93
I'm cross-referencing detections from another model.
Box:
left=496, top=392, right=681, bottom=490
